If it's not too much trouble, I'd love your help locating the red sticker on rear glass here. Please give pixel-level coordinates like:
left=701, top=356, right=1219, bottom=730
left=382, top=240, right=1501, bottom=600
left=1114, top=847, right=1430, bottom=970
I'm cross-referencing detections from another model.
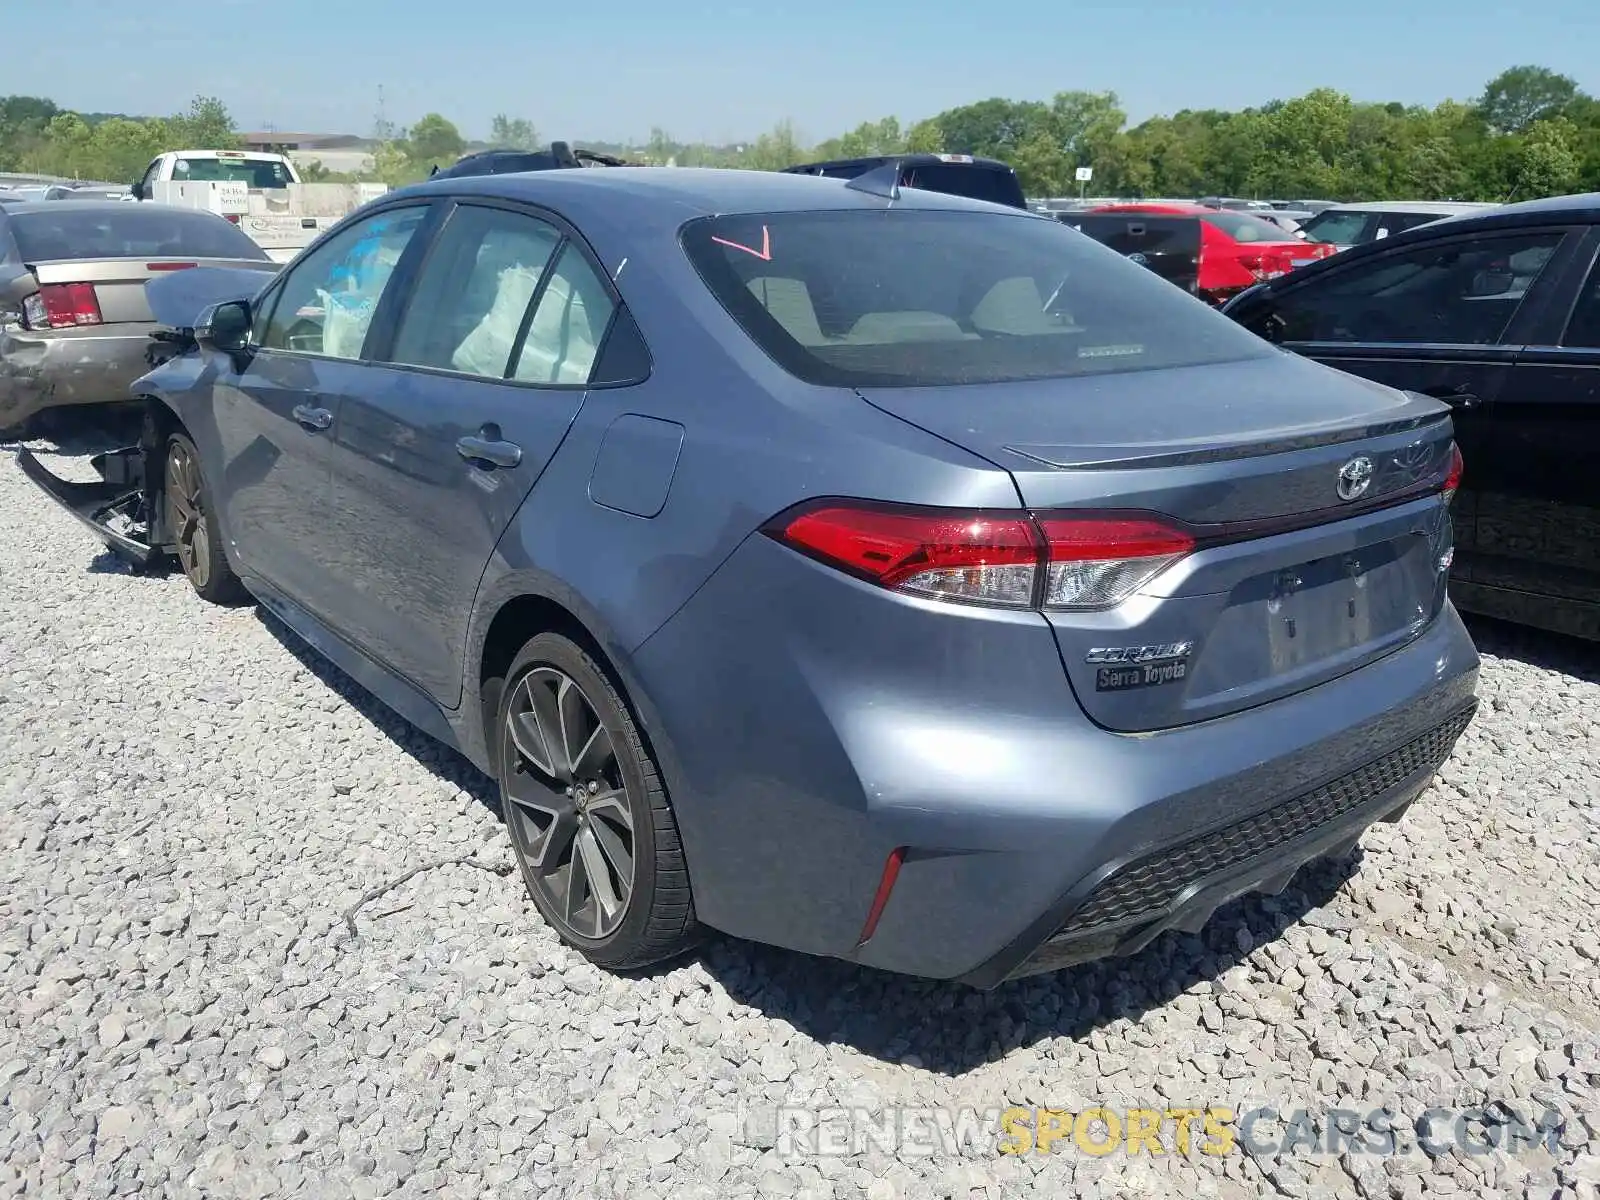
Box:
left=712, top=226, right=772, bottom=261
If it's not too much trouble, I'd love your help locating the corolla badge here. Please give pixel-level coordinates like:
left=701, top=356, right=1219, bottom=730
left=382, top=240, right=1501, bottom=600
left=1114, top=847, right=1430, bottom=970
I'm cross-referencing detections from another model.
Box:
left=1336, top=455, right=1375, bottom=502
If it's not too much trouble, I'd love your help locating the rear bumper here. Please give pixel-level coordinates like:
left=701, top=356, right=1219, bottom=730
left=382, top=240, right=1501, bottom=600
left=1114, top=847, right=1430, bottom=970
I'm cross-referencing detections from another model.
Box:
left=957, top=701, right=1473, bottom=986
left=631, top=534, right=1481, bottom=984
left=12, top=443, right=158, bottom=567
left=0, top=324, right=153, bottom=432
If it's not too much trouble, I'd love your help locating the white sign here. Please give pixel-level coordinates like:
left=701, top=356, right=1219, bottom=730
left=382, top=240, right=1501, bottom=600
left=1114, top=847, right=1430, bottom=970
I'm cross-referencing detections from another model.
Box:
left=1075, top=166, right=1094, bottom=182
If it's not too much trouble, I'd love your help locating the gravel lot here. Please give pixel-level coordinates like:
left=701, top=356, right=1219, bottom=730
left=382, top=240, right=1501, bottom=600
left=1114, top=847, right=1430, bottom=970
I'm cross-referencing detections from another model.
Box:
left=1, top=441, right=1597, bottom=1200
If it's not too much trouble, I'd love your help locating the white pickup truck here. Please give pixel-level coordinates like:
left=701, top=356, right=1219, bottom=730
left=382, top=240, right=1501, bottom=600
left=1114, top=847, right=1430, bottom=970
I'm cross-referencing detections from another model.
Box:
left=130, top=150, right=387, bottom=263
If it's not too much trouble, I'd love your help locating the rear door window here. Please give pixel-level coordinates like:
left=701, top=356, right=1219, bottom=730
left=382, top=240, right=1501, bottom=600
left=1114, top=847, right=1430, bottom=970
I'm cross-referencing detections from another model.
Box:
left=1560, top=257, right=1600, bottom=348
left=1268, top=231, right=1566, bottom=345
left=682, top=208, right=1273, bottom=387
left=389, top=204, right=564, bottom=378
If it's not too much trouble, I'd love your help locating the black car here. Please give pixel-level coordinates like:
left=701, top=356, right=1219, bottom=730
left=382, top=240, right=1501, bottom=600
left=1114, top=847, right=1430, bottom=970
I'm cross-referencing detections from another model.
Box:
left=430, top=143, right=629, bottom=180
left=1223, top=192, right=1600, bottom=642
left=1057, top=211, right=1202, bottom=296
left=782, top=153, right=1027, bottom=210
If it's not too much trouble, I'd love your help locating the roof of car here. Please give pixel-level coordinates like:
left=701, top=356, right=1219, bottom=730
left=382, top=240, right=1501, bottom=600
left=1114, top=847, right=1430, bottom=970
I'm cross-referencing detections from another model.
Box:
left=1091, top=202, right=1210, bottom=215
left=0, top=200, right=209, bottom=217
left=1475, top=190, right=1600, bottom=220
left=1248, top=191, right=1600, bottom=294
left=399, top=165, right=1034, bottom=219
left=1316, top=200, right=1496, bottom=214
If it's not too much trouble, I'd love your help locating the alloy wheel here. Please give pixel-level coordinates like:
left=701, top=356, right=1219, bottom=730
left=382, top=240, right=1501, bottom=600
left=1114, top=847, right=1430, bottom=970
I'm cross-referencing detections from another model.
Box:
left=501, top=666, right=636, bottom=940
left=165, top=440, right=210, bottom=589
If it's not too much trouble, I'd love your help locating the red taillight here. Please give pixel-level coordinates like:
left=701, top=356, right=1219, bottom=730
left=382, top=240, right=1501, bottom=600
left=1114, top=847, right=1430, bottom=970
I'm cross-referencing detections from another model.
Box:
left=1444, top=442, right=1464, bottom=499
left=1036, top=514, right=1196, bottom=609
left=768, top=502, right=1194, bottom=611
left=38, top=283, right=102, bottom=329
left=1237, top=253, right=1288, bottom=282
left=147, top=262, right=198, bottom=272
left=224, top=213, right=241, bottom=224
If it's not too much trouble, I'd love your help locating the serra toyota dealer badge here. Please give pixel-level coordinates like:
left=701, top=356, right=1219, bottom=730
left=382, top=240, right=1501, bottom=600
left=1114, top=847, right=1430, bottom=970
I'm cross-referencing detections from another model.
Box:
left=1087, top=642, right=1195, bottom=691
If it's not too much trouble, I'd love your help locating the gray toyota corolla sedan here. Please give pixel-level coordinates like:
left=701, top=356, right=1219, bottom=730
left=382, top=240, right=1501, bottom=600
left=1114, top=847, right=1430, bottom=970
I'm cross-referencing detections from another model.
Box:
left=20, top=167, right=1479, bottom=986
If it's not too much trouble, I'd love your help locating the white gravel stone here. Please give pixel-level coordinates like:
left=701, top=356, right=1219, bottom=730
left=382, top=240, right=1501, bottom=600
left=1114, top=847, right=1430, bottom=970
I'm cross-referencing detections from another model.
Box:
left=1, top=442, right=1596, bottom=1198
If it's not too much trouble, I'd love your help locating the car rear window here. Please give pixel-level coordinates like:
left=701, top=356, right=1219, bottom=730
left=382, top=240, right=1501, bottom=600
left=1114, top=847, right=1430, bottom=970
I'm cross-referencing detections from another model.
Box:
left=1298, top=210, right=1372, bottom=244
left=682, top=209, right=1272, bottom=387
left=1201, top=212, right=1298, bottom=243
left=173, top=156, right=295, bottom=189
left=10, top=207, right=269, bottom=262
left=898, top=164, right=1026, bottom=209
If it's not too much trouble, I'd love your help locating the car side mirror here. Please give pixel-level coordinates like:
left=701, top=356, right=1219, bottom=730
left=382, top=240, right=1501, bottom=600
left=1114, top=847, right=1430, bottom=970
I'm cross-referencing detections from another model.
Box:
left=196, top=300, right=253, bottom=366
left=130, top=179, right=145, bottom=201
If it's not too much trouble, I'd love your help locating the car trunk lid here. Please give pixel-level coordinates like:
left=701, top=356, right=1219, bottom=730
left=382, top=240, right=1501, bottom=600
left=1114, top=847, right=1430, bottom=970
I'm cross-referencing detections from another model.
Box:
left=28, top=257, right=277, bottom=325
left=856, top=353, right=1459, bottom=732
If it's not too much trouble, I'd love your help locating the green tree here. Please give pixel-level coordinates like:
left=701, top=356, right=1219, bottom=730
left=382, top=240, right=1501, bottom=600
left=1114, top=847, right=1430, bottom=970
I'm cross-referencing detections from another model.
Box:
left=489, top=115, right=539, bottom=150
left=168, top=96, right=240, bottom=148
left=1477, top=66, right=1580, bottom=134
left=405, top=113, right=465, bottom=164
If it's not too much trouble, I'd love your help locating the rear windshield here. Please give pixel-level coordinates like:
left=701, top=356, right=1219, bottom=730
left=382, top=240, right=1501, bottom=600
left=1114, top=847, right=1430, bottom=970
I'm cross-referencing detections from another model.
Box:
left=173, top=156, right=295, bottom=189
left=682, top=209, right=1272, bottom=387
left=1297, top=210, right=1373, bottom=244
left=1201, top=212, right=1298, bottom=243
left=10, top=207, right=268, bottom=262
left=898, top=164, right=1026, bottom=209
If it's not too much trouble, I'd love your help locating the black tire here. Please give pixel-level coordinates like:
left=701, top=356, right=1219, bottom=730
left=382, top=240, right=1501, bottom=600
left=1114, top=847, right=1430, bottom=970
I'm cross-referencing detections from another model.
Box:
left=163, top=431, right=246, bottom=605
left=494, top=632, right=698, bottom=970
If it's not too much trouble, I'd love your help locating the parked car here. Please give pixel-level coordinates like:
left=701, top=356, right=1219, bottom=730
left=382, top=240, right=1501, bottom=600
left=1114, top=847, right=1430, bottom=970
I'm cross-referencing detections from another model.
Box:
left=1297, top=201, right=1498, bottom=250
left=1090, top=202, right=1337, bottom=302
left=21, top=169, right=1478, bottom=985
left=782, top=153, right=1027, bottom=210
left=1057, top=211, right=1203, bottom=294
left=1253, top=209, right=1315, bottom=237
left=1222, top=191, right=1600, bottom=642
left=0, top=201, right=278, bottom=438
left=430, top=143, right=630, bottom=180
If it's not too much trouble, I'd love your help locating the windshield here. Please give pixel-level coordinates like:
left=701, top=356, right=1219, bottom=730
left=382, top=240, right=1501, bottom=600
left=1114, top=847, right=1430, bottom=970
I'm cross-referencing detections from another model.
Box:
left=11, top=207, right=269, bottom=262
left=681, top=209, right=1272, bottom=388
left=1200, top=212, right=1297, bottom=243
left=173, top=156, right=295, bottom=189
left=1297, top=210, right=1373, bottom=244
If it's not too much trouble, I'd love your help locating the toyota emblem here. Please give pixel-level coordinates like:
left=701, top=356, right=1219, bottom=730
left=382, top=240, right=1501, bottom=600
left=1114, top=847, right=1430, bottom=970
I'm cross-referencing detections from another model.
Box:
left=1127, top=251, right=1149, bottom=266
left=1336, top=455, right=1375, bottom=502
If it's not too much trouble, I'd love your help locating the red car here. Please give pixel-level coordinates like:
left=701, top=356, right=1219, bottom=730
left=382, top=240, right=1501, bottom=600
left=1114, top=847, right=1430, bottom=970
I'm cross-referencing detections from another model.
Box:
left=1090, top=203, right=1337, bottom=302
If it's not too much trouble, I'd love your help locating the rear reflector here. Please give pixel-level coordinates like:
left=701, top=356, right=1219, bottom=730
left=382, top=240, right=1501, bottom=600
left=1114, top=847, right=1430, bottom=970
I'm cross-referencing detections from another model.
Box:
left=1444, top=442, right=1464, bottom=499
left=856, top=847, right=906, bottom=946
left=767, top=501, right=1195, bottom=611
left=37, top=283, right=102, bottom=329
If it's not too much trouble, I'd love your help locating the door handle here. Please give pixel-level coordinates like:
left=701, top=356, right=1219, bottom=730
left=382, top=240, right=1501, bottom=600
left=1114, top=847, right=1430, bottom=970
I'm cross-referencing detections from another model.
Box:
left=1420, top=386, right=1482, bottom=411
left=292, top=404, right=333, bottom=431
left=456, top=434, right=523, bottom=469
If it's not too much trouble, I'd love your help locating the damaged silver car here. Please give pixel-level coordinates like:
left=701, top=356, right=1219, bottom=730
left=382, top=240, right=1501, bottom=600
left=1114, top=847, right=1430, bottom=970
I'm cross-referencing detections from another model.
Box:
left=0, top=201, right=276, bottom=439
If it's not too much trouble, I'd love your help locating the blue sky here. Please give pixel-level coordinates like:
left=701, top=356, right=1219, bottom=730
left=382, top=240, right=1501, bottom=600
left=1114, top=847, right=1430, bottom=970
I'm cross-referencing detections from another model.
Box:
left=10, top=0, right=1597, bottom=145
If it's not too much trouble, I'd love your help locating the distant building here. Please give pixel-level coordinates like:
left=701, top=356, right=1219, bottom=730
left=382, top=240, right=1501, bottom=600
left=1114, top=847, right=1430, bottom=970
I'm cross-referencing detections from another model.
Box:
left=238, top=132, right=378, bottom=176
